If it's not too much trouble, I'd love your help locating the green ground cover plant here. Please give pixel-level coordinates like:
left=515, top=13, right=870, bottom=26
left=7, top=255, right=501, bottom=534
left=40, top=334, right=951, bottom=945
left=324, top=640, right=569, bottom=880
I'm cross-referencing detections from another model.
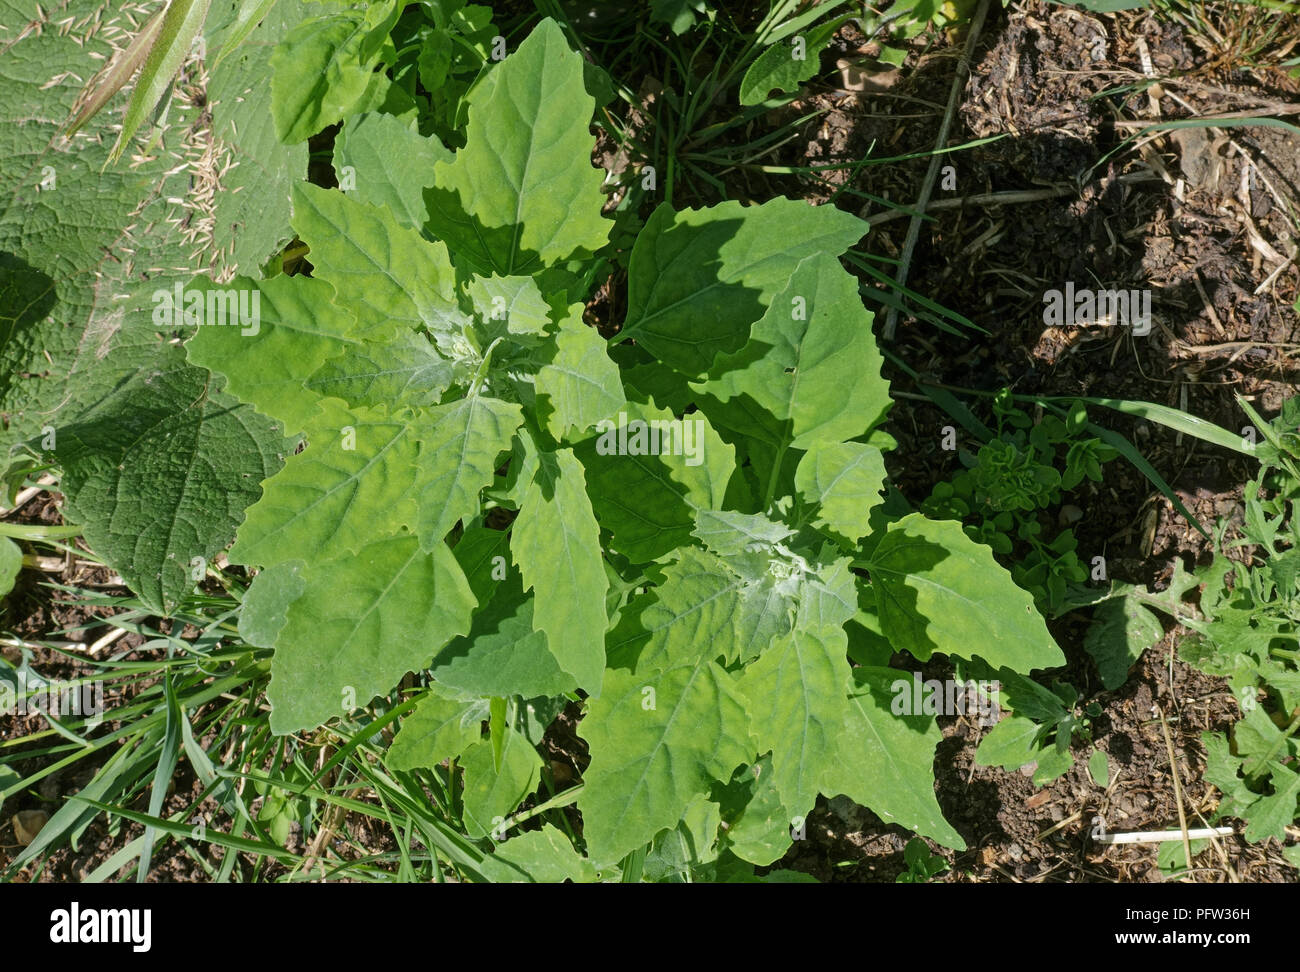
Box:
left=3, top=5, right=1072, bottom=878
left=1156, top=399, right=1300, bottom=847
left=184, top=14, right=1073, bottom=874
left=922, top=391, right=1118, bottom=613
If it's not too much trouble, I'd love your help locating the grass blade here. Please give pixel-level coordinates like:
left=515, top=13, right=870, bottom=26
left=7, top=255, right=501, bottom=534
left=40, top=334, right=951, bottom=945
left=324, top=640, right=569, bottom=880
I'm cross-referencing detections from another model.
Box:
left=212, top=0, right=278, bottom=71
left=109, top=0, right=213, bottom=163
left=1074, top=397, right=1254, bottom=456
left=1077, top=415, right=1209, bottom=538
left=137, top=673, right=182, bottom=881
left=65, top=2, right=168, bottom=137
left=75, top=798, right=300, bottom=862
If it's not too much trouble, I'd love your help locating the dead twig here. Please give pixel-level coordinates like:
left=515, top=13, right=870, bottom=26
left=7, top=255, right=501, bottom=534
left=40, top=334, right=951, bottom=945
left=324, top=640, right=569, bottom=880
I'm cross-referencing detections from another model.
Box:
left=866, top=173, right=1165, bottom=227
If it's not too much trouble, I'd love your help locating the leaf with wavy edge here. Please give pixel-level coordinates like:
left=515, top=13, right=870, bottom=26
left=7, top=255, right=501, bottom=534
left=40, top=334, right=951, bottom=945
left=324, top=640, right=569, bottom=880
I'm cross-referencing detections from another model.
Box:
left=577, top=659, right=752, bottom=864
left=291, top=182, right=457, bottom=334
left=268, top=534, right=475, bottom=733
left=622, top=199, right=866, bottom=377
left=424, top=19, right=609, bottom=276
left=511, top=448, right=607, bottom=693
left=867, top=513, right=1066, bottom=672
left=822, top=666, right=966, bottom=850
left=229, top=398, right=422, bottom=568
left=414, top=392, right=522, bottom=547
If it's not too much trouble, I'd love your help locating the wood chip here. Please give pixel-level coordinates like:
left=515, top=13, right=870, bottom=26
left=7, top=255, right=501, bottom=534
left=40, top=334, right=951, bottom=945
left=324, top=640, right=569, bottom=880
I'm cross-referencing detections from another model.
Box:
left=1026, top=790, right=1053, bottom=810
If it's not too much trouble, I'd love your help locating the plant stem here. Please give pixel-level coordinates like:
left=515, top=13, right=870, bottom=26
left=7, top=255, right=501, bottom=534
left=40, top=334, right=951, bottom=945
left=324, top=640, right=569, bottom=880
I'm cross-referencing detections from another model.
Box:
left=497, top=783, right=583, bottom=833
left=763, top=438, right=790, bottom=513
left=0, top=522, right=82, bottom=540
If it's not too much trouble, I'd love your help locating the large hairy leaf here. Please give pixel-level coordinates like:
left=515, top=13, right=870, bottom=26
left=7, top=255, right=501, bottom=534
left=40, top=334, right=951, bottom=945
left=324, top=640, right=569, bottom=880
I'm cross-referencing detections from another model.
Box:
left=0, top=0, right=299, bottom=614
left=55, top=349, right=287, bottom=614
left=205, top=0, right=309, bottom=270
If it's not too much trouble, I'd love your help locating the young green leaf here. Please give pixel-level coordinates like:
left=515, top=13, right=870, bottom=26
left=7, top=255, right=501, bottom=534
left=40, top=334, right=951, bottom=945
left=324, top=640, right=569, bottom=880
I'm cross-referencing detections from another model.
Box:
left=1083, top=596, right=1164, bottom=690
left=461, top=728, right=544, bottom=839
left=228, top=399, right=425, bottom=569
left=823, top=667, right=966, bottom=849
left=867, top=514, right=1066, bottom=672
left=622, top=199, right=867, bottom=377
left=511, top=448, right=608, bottom=693
left=738, top=22, right=838, bottom=106
left=267, top=535, right=476, bottom=733
left=290, top=183, right=458, bottom=334
left=270, top=3, right=400, bottom=143
left=795, top=441, right=888, bottom=544
left=238, top=561, right=306, bottom=650
left=1088, top=748, right=1110, bottom=788
left=430, top=576, right=578, bottom=699
left=186, top=275, right=360, bottom=436
left=424, top=19, right=610, bottom=275
left=577, top=661, right=753, bottom=864
left=306, top=331, right=453, bottom=410
left=573, top=401, right=735, bottom=563
left=490, top=825, right=599, bottom=883
left=333, top=112, right=452, bottom=229
left=605, top=546, right=752, bottom=673
left=414, top=393, right=523, bottom=547
left=695, top=253, right=890, bottom=450
left=0, top=536, right=21, bottom=599
left=387, top=688, right=483, bottom=772
left=534, top=307, right=626, bottom=440
left=740, top=625, right=854, bottom=815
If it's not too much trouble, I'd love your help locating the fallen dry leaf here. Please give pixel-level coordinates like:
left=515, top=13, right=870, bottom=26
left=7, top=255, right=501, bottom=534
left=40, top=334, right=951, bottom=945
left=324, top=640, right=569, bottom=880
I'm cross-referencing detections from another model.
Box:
left=13, top=809, right=49, bottom=846
left=836, top=57, right=901, bottom=93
